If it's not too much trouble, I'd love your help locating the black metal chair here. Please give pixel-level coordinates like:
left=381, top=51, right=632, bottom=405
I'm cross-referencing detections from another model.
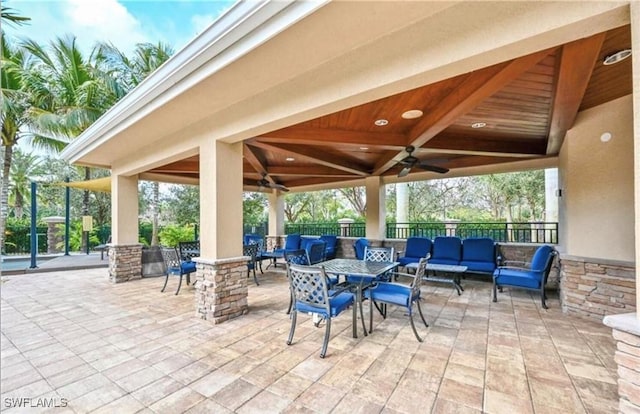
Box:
left=178, top=241, right=200, bottom=262
left=160, top=247, right=196, bottom=295
left=366, top=256, right=430, bottom=341
left=286, top=263, right=355, bottom=358
left=243, top=243, right=259, bottom=285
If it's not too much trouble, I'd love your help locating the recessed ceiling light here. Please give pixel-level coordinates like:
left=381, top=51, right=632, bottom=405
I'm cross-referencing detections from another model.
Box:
left=471, top=122, right=487, bottom=129
left=359, top=147, right=369, bottom=150
left=600, top=132, right=612, bottom=142
left=374, top=119, right=388, bottom=126
left=285, top=157, right=295, bottom=162
left=401, top=109, right=423, bottom=119
left=603, top=49, right=632, bottom=65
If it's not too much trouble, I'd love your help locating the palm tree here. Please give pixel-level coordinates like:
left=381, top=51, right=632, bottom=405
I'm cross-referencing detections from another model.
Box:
left=8, top=149, right=41, bottom=219
left=95, top=41, right=174, bottom=245
left=1, top=6, right=30, bottom=26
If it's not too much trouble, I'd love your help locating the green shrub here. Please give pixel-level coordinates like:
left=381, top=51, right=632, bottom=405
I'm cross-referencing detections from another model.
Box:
left=158, top=224, right=195, bottom=247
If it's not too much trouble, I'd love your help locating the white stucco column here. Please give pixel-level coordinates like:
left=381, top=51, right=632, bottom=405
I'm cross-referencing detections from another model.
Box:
left=365, top=176, right=385, bottom=240
left=633, top=0, right=640, bottom=318
left=268, top=190, right=285, bottom=236
left=109, top=174, right=142, bottom=283
left=199, top=140, right=243, bottom=259
left=112, top=174, right=139, bottom=244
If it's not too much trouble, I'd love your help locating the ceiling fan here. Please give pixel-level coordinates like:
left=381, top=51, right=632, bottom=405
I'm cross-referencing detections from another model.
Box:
left=257, top=173, right=289, bottom=192
left=397, top=146, right=449, bottom=177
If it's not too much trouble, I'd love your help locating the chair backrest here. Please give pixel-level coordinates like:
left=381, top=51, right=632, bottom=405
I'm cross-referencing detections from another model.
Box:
left=307, top=240, right=327, bottom=264
left=319, top=235, right=337, bottom=249
left=243, top=243, right=258, bottom=266
left=353, top=238, right=370, bottom=260
left=410, top=255, right=429, bottom=296
left=284, top=249, right=310, bottom=265
left=245, top=234, right=264, bottom=251
left=405, top=237, right=432, bottom=258
left=287, top=263, right=331, bottom=314
left=178, top=241, right=200, bottom=261
left=432, top=236, right=462, bottom=261
left=284, top=234, right=302, bottom=250
left=461, top=238, right=495, bottom=262
left=364, top=246, right=394, bottom=262
left=160, top=247, right=181, bottom=271
left=530, top=245, right=555, bottom=273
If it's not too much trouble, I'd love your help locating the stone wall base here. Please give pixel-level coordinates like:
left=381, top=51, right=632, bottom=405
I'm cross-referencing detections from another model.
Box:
left=603, top=314, right=640, bottom=413
left=108, top=244, right=143, bottom=283
left=195, top=256, right=249, bottom=324
left=561, top=256, right=636, bottom=320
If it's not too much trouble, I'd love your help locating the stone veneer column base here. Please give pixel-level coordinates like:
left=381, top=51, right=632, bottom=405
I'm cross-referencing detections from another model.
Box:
left=603, top=313, right=640, bottom=413
left=108, top=244, right=143, bottom=283
left=194, top=256, right=249, bottom=324
left=560, top=255, right=636, bottom=320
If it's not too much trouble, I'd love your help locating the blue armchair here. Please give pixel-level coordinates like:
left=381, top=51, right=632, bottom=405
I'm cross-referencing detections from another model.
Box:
left=286, top=263, right=355, bottom=358
left=353, top=238, right=369, bottom=260
left=160, top=247, right=196, bottom=295
left=429, top=236, right=462, bottom=265
left=273, top=234, right=301, bottom=256
left=319, top=235, right=338, bottom=259
left=366, top=256, right=429, bottom=342
left=398, top=237, right=432, bottom=267
left=306, top=240, right=327, bottom=264
left=492, top=245, right=557, bottom=309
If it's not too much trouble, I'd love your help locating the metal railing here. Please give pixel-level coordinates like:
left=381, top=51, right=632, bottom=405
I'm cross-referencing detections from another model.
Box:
left=387, top=222, right=558, bottom=244
left=280, top=221, right=558, bottom=244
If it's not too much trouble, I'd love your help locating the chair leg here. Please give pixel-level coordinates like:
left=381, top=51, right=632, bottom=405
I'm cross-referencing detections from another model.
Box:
left=492, top=280, right=498, bottom=303
left=408, top=307, right=423, bottom=343
left=369, top=297, right=374, bottom=334
left=161, top=273, right=169, bottom=292
left=541, top=286, right=548, bottom=309
left=286, top=292, right=293, bottom=315
left=287, top=310, right=297, bottom=345
left=253, top=268, right=259, bottom=286
left=175, top=275, right=183, bottom=295
left=416, top=299, right=429, bottom=328
left=186, top=273, right=191, bottom=286
left=320, top=318, right=331, bottom=358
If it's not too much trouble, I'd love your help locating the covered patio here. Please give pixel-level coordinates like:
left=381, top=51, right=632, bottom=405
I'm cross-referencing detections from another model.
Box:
left=1, top=268, right=617, bottom=413
left=57, top=1, right=639, bottom=411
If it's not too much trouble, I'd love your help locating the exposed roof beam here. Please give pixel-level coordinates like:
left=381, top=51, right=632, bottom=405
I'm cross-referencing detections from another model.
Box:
left=149, top=159, right=199, bottom=174
left=547, top=33, right=606, bottom=154
left=243, top=143, right=278, bottom=185
left=373, top=47, right=555, bottom=175
left=249, top=141, right=370, bottom=176
left=258, top=127, right=407, bottom=149
left=425, top=134, right=547, bottom=157
left=267, top=166, right=356, bottom=177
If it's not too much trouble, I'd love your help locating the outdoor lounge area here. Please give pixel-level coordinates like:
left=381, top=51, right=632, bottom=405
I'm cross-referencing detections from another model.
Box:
left=1, top=267, right=619, bottom=413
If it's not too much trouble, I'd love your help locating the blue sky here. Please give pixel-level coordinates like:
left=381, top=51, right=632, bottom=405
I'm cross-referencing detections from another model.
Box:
left=4, top=0, right=236, bottom=54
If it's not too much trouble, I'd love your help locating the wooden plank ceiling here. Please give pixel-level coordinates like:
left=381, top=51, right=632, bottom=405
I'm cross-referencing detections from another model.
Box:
left=149, top=25, right=632, bottom=191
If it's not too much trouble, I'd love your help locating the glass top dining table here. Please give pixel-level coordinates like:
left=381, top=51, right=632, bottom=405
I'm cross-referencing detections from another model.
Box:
left=319, top=258, right=399, bottom=338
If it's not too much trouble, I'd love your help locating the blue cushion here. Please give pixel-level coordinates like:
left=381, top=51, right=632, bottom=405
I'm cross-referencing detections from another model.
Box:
left=531, top=245, right=554, bottom=272
left=295, top=292, right=353, bottom=317
left=494, top=269, right=541, bottom=289
left=404, top=237, right=432, bottom=258
left=306, top=240, right=326, bottom=264
left=284, top=234, right=302, bottom=250
left=346, top=275, right=375, bottom=285
left=432, top=237, right=462, bottom=262
left=398, top=256, right=422, bottom=266
left=460, top=260, right=496, bottom=273
left=462, top=238, right=495, bottom=263
left=176, top=261, right=196, bottom=274
left=366, top=282, right=416, bottom=307
left=319, top=235, right=337, bottom=259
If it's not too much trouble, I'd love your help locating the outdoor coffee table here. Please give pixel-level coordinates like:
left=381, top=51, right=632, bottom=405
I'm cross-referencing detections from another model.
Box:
left=260, top=251, right=284, bottom=269
left=406, top=262, right=467, bottom=295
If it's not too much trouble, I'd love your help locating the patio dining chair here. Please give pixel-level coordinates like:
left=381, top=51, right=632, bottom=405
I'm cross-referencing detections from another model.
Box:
left=160, top=247, right=196, bottom=295
left=286, top=263, right=355, bottom=358
left=243, top=243, right=260, bottom=285
left=347, top=246, right=395, bottom=284
left=366, top=256, right=429, bottom=342
left=284, top=249, right=311, bottom=314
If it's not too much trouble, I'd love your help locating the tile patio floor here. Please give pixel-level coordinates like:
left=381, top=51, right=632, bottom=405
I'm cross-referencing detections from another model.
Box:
left=0, top=267, right=618, bottom=413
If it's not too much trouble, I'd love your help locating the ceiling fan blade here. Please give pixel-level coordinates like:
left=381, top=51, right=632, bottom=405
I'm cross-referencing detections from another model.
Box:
left=273, top=183, right=290, bottom=192
left=417, top=163, right=449, bottom=174
left=398, top=166, right=412, bottom=177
